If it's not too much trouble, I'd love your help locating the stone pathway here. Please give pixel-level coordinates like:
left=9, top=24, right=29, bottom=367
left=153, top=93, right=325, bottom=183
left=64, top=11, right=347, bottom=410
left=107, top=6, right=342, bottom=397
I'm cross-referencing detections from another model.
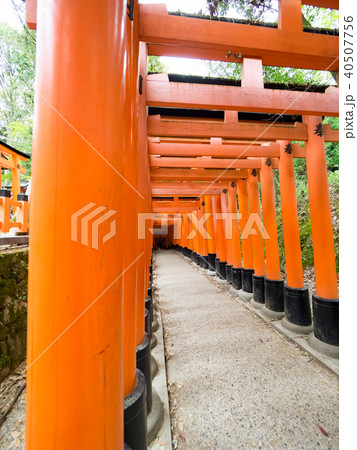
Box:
left=155, top=250, right=339, bottom=450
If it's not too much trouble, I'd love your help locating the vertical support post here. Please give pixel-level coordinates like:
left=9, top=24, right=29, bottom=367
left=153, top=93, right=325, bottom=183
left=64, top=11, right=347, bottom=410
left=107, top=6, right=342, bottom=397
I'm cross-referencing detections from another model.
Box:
left=11, top=154, right=21, bottom=213
left=278, top=0, right=303, bottom=32
left=278, top=140, right=312, bottom=333
left=26, top=1, right=127, bottom=448
left=204, top=195, right=217, bottom=273
left=247, top=170, right=266, bottom=307
left=214, top=194, right=227, bottom=279
left=136, top=40, right=154, bottom=424
left=220, top=189, right=233, bottom=282
left=237, top=179, right=254, bottom=293
left=123, top=3, right=148, bottom=448
left=199, top=198, right=209, bottom=269
left=304, top=116, right=339, bottom=355
left=228, top=182, right=242, bottom=290
left=260, top=157, right=284, bottom=318
left=241, top=58, right=264, bottom=89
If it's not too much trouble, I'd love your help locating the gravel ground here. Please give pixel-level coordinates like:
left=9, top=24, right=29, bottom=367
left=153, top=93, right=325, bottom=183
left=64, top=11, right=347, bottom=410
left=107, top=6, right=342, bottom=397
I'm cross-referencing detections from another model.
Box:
left=156, top=250, right=339, bottom=450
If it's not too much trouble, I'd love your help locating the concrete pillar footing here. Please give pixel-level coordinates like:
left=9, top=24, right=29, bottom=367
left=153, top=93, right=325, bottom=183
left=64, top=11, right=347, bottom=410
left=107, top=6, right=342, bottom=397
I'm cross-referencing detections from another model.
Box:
left=239, top=291, right=253, bottom=302
left=147, top=388, right=164, bottom=445
left=281, top=317, right=313, bottom=335
left=229, top=286, right=239, bottom=297
left=260, top=306, right=285, bottom=320
left=250, top=298, right=264, bottom=309
left=151, top=355, right=158, bottom=379
left=307, top=333, right=339, bottom=359
left=152, top=318, right=159, bottom=333
left=150, top=334, right=158, bottom=350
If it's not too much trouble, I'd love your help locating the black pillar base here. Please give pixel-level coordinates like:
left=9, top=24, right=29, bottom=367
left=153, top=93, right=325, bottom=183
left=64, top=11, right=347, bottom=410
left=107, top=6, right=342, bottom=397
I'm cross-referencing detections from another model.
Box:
left=124, top=369, right=147, bottom=450
left=145, top=308, right=152, bottom=338
left=207, top=253, right=216, bottom=272
left=232, top=267, right=242, bottom=290
left=145, top=296, right=153, bottom=324
left=218, top=261, right=227, bottom=280
left=201, top=255, right=209, bottom=270
left=253, top=275, right=265, bottom=304
left=215, top=256, right=220, bottom=274
left=225, top=264, right=233, bottom=284
left=242, top=268, right=254, bottom=293
left=136, top=333, right=152, bottom=413
left=147, top=285, right=152, bottom=300
left=265, top=278, right=284, bottom=312
left=183, top=247, right=188, bottom=257
left=312, top=295, right=339, bottom=346
left=284, top=285, right=312, bottom=327
left=149, top=264, right=152, bottom=275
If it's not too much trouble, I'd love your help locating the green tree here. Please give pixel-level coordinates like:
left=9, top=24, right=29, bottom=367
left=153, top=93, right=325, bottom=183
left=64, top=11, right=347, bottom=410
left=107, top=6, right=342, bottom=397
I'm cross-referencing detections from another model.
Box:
left=148, top=55, right=167, bottom=74
left=0, top=1, right=36, bottom=178
left=205, top=1, right=338, bottom=85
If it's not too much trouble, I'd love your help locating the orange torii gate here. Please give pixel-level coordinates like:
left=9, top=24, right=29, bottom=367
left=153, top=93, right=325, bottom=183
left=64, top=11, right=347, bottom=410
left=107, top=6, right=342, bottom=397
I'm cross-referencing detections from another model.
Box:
left=25, top=0, right=339, bottom=449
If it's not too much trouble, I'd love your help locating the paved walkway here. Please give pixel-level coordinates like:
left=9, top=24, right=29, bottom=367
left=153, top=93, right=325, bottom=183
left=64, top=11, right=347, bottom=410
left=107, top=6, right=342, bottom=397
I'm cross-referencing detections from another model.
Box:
left=155, top=250, right=338, bottom=450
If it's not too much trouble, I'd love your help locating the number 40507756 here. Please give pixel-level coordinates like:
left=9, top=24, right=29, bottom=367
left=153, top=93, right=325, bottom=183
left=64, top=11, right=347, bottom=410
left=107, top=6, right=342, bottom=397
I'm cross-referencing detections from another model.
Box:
left=344, top=16, right=354, bottom=80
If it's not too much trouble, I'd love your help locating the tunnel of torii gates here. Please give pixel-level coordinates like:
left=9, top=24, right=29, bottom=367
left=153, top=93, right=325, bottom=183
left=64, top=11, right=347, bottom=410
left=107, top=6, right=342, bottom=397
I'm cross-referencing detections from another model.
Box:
left=25, top=0, right=338, bottom=449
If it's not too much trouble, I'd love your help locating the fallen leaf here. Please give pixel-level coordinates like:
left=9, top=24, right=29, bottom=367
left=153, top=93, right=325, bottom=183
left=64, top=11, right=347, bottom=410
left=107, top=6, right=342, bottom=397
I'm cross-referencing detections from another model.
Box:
left=178, top=434, right=186, bottom=443
left=259, top=338, right=264, bottom=343
left=318, top=424, right=329, bottom=437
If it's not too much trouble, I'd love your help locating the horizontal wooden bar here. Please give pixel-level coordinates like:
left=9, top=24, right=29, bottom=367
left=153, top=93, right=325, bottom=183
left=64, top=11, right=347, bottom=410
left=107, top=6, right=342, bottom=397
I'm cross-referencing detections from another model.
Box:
left=148, top=117, right=339, bottom=142
left=149, top=142, right=305, bottom=158
left=140, top=4, right=338, bottom=71
left=151, top=181, right=228, bottom=189
left=150, top=156, right=279, bottom=169
left=151, top=168, right=249, bottom=181
left=152, top=188, right=219, bottom=195
left=0, top=235, right=29, bottom=246
left=152, top=206, right=198, bottom=213
left=147, top=79, right=338, bottom=116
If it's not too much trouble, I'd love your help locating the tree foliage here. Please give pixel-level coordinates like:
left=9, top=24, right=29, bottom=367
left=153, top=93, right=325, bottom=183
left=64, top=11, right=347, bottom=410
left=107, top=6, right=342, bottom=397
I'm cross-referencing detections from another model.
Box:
left=206, top=0, right=275, bottom=22
left=0, top=1, right=36, bottom=179
left=148, top=55, right=167, bottom=74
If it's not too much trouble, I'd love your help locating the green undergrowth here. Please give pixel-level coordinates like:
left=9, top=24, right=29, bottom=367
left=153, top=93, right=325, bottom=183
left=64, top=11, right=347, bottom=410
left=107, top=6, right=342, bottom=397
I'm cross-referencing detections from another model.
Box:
left=275, top=168, right=339, bottom=273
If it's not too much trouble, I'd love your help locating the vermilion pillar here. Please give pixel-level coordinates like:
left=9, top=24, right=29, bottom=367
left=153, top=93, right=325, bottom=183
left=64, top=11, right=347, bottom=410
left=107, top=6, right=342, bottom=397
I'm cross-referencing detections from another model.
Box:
left=304, top=116, right=339, bottom=354
left=192, top=210, right=199, bottom=264
left=199, top=198, right=209, bottom=269
left=220, top=189, right=233, bottom=281
left=26, top=1, right=127, bottom=448
left=260, top=157, right=284, bottom=318
left=214, top=194, right=227, bottom=279
left=136, top=41, right=154, bottom=423
left=237, top=179, right=254, bottom=293
left=247, top=170, right=266, bottom=306
left=228, top=183, right=243, bottom=290
left=278, top=140, right=312, bottom=333
left=204, top=195, right=217, bottom=272
left=122, top=3, right=148, bottom=448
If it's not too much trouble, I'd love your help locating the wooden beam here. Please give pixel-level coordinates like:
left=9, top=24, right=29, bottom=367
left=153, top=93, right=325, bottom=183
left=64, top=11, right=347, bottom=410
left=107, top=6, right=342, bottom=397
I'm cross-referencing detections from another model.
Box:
left=151, top=181, right=229, bottom=190
left=301, top=0, right=338, bottom=8
left=147, top=79, right=338, bottom=116
left=151, top=168, right=249, bottom=181
left=148, top=117, right=339, bottom=142
left=26, top=0, right=37, bottom=30
left=152, top=206, right=198, bottom=213
left=140, top=4, right=338, bottom=71
left=149, top=142, right=305, bottom=158
left=152, top=188, right=219, bottom=196
left=150, top=156, right=279, bottom=169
